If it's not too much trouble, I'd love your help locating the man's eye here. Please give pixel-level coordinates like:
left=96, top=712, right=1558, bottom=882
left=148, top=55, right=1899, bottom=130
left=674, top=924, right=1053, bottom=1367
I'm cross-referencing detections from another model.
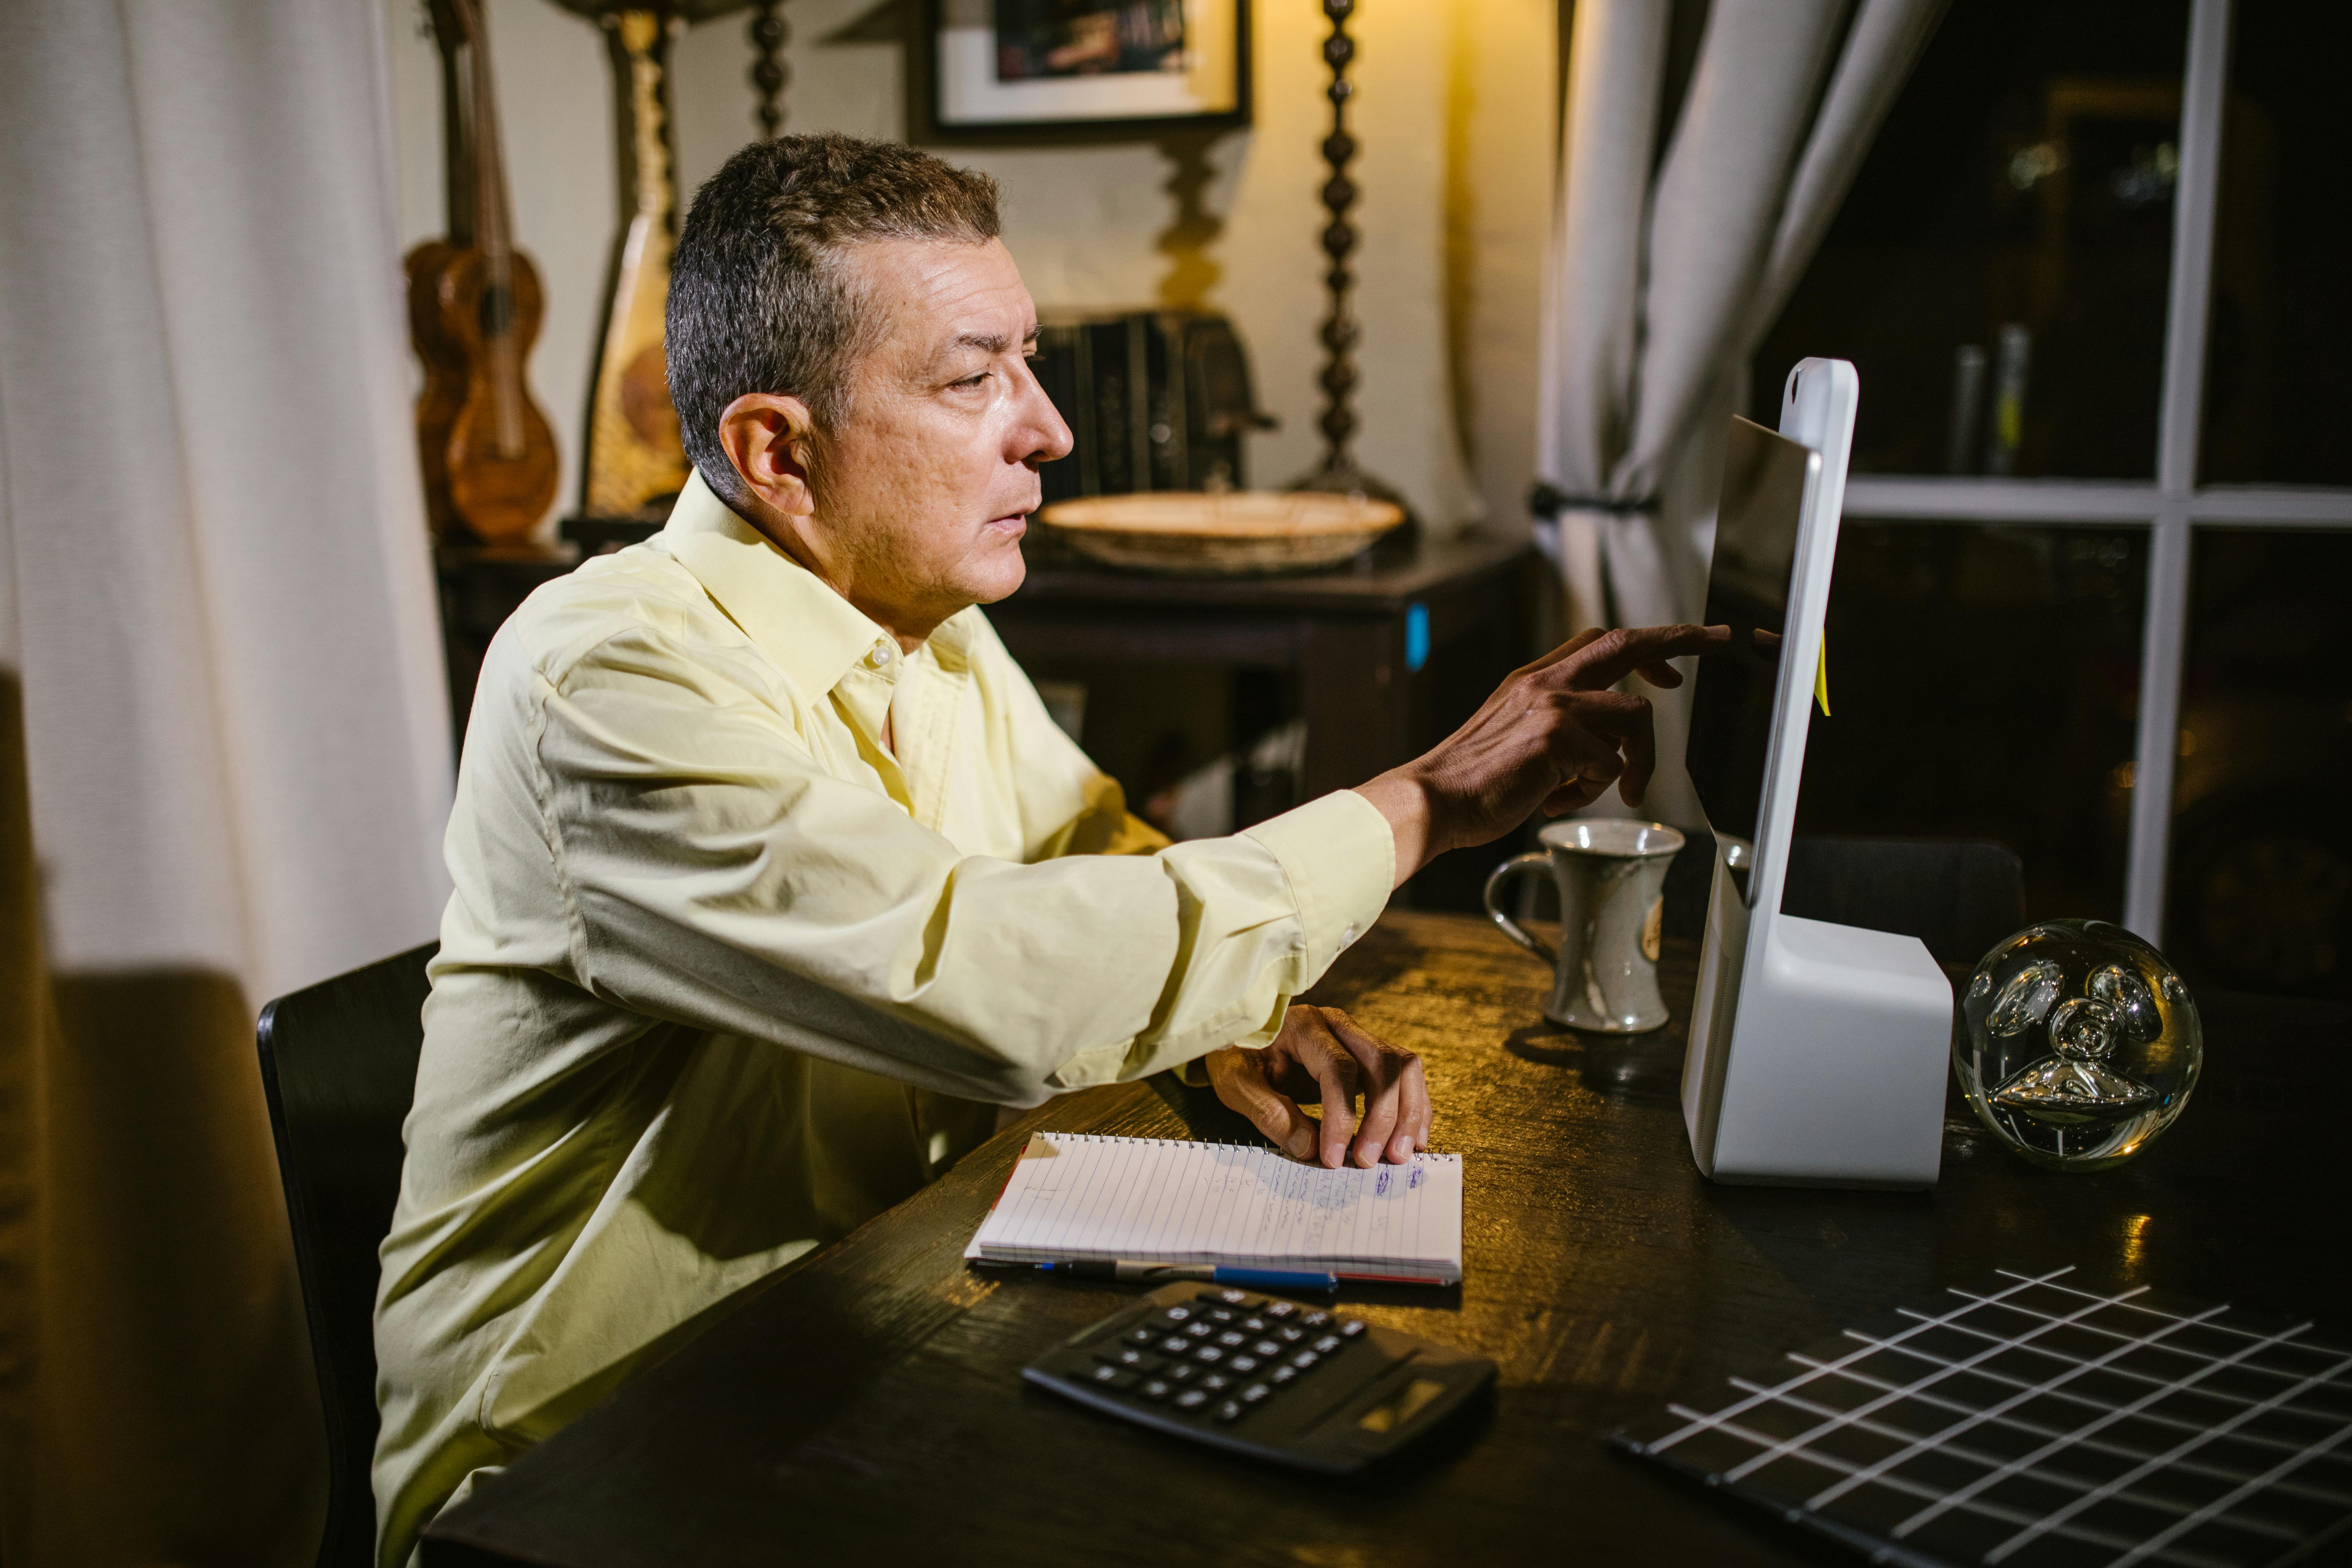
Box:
left=953, top=371, right=990, bottom=389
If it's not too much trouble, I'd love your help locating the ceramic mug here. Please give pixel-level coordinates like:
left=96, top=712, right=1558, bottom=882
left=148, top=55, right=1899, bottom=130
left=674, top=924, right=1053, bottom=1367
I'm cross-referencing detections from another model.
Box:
left=1482, top=820, right=1685, bottom=1032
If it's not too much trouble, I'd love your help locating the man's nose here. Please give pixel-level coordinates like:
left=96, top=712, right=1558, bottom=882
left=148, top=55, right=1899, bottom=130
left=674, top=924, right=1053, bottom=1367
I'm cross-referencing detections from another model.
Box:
left=1012, top=359, right=1075, bottom=467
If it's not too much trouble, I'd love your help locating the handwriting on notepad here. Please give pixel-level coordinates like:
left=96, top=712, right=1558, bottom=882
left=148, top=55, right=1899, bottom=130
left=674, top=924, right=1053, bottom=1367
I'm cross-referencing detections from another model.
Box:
left=966, top=1133, right=1465, bottom=1284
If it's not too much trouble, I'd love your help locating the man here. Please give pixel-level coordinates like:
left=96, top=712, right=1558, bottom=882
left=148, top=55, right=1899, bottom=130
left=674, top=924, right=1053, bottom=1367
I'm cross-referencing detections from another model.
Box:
left=372, top=132, right=1717, bottom=1565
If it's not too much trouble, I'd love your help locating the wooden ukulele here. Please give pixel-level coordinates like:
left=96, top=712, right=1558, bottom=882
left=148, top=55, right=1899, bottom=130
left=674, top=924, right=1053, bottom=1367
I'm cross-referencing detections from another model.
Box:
left=407, top=0, right=559, bottom=543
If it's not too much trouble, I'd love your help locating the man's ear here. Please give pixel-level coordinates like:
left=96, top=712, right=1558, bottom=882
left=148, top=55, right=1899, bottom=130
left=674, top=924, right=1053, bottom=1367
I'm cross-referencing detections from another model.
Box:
left=717, top=392, right=819, bottom=518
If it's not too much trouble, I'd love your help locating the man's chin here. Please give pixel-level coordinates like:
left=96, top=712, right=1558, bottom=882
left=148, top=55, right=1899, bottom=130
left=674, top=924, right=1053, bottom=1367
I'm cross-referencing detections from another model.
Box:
left=963, top=539, right=1029, bottom=606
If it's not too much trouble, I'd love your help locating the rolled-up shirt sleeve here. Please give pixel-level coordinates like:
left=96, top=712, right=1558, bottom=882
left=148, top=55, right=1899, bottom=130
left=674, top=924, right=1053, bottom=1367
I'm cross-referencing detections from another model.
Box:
left=534, top=625, right=1394, bottom=1107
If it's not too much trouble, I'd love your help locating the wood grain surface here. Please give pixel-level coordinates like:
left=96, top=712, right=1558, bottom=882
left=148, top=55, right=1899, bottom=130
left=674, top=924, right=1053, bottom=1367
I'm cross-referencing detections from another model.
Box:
left=423, top=911, right=2351, bottom=1568
left=1004, top=526, right=1530, bottom=613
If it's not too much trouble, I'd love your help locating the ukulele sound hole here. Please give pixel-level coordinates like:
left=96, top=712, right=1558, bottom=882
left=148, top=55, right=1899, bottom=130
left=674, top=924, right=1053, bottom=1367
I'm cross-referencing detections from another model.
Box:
left=477, top=284, right=514, bottom=342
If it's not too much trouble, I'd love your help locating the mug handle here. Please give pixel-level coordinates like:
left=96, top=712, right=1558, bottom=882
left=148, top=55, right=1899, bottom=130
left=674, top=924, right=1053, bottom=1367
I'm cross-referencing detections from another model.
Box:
left=1482, top=852, right=1556, bottom=962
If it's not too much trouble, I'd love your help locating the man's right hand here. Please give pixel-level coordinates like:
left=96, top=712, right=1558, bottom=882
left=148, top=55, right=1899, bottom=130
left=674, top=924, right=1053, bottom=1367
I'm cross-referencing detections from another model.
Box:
left=1353, top=623, right=1729, bottom=887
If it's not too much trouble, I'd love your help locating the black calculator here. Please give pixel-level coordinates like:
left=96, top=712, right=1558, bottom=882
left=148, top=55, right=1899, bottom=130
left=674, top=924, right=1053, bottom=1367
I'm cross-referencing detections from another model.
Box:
left=1023, top=1283, right=1495, bottom=1473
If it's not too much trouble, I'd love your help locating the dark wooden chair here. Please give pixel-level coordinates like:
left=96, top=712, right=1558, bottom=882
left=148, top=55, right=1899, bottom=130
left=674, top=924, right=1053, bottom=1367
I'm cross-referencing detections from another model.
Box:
left=257, top=942, right=437, bottom=1568
left=1780, top=835, right=2028, bottom=966
left=1663, top=830, right=2027, bottom=967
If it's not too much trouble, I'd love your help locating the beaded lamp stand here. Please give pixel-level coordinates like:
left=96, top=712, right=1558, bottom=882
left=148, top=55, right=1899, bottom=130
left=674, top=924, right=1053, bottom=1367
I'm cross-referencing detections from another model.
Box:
left=749, top=1, right=787, bottom=136
left=1289, top=0, right=1412, bottom=528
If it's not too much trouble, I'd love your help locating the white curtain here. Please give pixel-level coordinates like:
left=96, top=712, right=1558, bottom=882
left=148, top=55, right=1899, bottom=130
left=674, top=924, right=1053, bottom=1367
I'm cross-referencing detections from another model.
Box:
left=1536, top=0, right=1948, bottom=825
left=0, top=1, right=451, bottom=1562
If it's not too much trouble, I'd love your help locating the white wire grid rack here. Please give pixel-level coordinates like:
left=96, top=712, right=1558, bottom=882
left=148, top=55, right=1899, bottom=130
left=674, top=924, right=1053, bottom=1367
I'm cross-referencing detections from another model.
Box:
left=1615, top=1268, right=2352, bottom=1568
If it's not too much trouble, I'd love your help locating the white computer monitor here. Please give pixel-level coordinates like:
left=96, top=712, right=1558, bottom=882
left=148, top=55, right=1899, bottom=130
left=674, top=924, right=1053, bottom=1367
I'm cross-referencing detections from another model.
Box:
left=1678, top=358, right=1953, bottom=1188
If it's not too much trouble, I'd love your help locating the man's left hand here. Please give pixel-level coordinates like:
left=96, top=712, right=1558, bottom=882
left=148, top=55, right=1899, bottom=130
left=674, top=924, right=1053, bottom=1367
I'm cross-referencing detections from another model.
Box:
left=1204, top=1005, right=1431, bottom=1168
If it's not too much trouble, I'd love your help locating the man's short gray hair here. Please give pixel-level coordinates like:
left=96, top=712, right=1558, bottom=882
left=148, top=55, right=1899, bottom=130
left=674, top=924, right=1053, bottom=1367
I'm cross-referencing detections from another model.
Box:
left=666, top=132, right=1002, bottom=513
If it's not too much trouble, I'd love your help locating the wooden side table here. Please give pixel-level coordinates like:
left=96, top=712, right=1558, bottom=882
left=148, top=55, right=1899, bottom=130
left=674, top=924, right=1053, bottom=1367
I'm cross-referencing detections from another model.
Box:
left=989, top=529, right=1540, bottom=905
left=436, top=528, right=1544, bottom=907
left=435, top=543, right=578, bottom=748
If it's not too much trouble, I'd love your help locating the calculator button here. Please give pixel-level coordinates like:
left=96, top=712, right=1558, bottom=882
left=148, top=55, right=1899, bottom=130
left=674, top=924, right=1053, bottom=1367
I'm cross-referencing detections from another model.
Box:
left=1212, top=1399, right=1245, bottom=1424
left=1262, top=1301, right=1298, bottom=1320
left=1277, top=1326, right=1306, bottom=1344
left=1109, top=1348, right=1168, bottom=1373
left=1311, top=1334, right=1342, bottom=1355
left=1173, top=1389, right=1210, bottom=1412
left=1339, top=1319, right=1369, bottom=1339
left=1086, top=1365, right=1140, bottom=1391
left=1137, top=1379, right=1173, bottom=1402
left=1240, top=1316, right=1268, bottom=1334
left=1193, top=1346, right=1225, bottom=1365
left=1159, top=1337, right=1190, bottom=1356
left=1184, top=1322, right=1213, bottom=1339
left=1165, top=1364, right=1196, bottom=1383
left=1199, top=1373, right=1232, bottom=1392
left=1161, top=1306, right=1195, bottom=1324
left=1214, top=1289, right=1257, bottom=1306
left=1290, top=1350, right=1321, bottom=1373
left=1240, top=1383, right=1272, bottom=1404
left=1216, top=1330, right=1247, bottom=1348
left=1268, top=1366, right=1299, bottom=1387
left=1125, top=1327, right=1161, bottom=1347
left=1226, top=1356, right=1260, bottom=1375
left=1301, top=1312, right=1331, bottom=1329
left=1206, top=1308, right=1239, bottom=1325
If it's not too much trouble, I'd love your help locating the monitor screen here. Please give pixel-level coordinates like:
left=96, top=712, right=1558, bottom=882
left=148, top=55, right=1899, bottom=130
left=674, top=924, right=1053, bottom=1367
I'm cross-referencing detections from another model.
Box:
left=1685, top=417, right=1813, bottom=862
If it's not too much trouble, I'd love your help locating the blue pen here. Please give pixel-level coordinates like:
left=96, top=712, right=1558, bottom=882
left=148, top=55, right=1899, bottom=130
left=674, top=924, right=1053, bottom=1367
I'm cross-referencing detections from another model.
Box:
left=1039, top=1260, right=1338, bottom=1293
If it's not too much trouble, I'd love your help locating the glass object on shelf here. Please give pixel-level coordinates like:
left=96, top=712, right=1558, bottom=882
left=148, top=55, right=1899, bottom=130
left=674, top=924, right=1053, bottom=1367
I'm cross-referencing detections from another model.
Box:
left=1752, top=0, right=2188, bottom=478
left=1955, top=919, right=2201, bottom=1171
left=2199, top=2, right=2352, bottom=485
left=2165, top=530, right=2352, bottom=998
left=1793, top=521, right=2145, bottom=923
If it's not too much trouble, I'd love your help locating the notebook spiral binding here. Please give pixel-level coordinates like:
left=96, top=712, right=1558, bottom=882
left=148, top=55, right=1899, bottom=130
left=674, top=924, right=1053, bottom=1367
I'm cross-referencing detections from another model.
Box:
left=1031, top=1132, right=1459, bottom=1162
left=1037, top=1133, right=1455, bottom=1152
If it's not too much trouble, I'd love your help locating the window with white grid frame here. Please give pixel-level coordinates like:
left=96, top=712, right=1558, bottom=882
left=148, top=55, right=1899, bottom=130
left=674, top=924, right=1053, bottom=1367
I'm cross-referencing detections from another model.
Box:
left=1748, top=0, right=2352, bottom=1000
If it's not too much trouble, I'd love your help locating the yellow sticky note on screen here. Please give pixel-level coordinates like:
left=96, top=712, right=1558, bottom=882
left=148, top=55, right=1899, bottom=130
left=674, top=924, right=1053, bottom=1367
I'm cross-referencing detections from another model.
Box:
left=1814, top=632, right=1830, bottom=717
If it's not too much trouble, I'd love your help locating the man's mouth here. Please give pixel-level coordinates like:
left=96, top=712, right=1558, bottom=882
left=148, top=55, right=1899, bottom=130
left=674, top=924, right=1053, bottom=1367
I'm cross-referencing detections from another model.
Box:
left=983, top=510, right=1030, bottom=538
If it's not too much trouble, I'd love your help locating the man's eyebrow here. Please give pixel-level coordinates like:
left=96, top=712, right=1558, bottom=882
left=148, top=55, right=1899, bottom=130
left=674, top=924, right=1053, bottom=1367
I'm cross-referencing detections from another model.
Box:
left=946, top=324, right=1043, bottom=357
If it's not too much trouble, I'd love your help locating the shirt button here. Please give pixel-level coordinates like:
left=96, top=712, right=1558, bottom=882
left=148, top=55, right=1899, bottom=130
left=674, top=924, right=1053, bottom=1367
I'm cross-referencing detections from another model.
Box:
left=866, top=639, right=895, bottom=670
left=1340, top=924, right=1358, bottom=948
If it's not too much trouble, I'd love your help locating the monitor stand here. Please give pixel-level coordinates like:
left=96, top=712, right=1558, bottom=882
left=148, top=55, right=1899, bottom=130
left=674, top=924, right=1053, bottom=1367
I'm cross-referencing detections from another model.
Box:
left=1683, top=838, right=1952, bottom=1187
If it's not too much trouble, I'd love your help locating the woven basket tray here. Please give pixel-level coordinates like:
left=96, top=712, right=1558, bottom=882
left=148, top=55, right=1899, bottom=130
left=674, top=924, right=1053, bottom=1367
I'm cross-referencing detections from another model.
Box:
left=1036, top=490, right=1407, bottom=577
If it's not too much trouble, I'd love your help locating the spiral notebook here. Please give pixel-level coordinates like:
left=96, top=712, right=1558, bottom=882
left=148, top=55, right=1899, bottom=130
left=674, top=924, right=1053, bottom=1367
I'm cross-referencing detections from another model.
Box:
left=964, top=1132, right=1464, bottom=1284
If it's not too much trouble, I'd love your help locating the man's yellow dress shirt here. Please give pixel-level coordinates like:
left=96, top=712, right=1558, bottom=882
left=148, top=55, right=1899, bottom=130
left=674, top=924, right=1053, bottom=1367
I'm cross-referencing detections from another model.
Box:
left=371, top=473, right=1396, bottom=1565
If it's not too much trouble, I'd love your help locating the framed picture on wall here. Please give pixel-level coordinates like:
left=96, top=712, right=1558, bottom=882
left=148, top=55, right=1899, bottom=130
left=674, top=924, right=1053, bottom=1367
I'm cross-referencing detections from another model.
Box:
left=923, top=0, right=1250, bottom=141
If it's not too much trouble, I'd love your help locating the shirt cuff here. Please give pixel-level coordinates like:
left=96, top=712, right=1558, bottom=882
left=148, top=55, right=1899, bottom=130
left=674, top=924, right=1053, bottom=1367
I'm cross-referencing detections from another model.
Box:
left=1242, top=788, right=1394, bottom=987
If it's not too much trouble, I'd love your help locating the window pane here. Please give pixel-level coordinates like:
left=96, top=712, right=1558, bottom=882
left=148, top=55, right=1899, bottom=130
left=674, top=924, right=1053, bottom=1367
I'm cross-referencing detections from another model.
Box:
left=2197, top=4, right=2352, bottom=485
left=1794, top=522, right=2147, bottom=924
left=2165, top=529, right=2352, bottom=998
left=1753, top=0, right=2188, bottom=478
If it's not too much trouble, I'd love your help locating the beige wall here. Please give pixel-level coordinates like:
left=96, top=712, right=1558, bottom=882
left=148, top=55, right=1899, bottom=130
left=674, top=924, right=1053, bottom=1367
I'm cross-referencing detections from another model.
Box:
left=385, top=0, right=1554, bottom=538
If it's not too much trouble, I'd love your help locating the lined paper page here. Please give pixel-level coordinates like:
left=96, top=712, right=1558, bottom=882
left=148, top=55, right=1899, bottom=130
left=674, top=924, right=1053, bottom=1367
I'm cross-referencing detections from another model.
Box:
left=964, top=1134, right=1463, bottom=1283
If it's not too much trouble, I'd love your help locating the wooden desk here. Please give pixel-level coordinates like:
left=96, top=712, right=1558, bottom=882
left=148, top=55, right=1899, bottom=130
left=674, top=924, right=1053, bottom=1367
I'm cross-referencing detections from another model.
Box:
left=422, top=912, right=2350, bottom=1568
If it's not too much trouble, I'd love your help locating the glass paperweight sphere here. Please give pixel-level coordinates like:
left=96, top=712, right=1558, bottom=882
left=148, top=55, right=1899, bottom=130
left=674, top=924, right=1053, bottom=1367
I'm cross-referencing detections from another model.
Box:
left=1952, top=919, right=2202, bottom=1172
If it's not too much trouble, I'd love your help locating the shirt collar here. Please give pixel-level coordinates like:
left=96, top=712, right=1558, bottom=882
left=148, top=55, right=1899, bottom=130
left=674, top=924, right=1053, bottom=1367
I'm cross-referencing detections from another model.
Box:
left=650, top=469, right=902, bottom=699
